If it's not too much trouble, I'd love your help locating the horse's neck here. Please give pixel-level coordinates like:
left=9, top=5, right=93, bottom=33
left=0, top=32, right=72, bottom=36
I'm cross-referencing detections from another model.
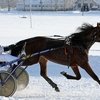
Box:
left=84, top=39, right=95, bottom=51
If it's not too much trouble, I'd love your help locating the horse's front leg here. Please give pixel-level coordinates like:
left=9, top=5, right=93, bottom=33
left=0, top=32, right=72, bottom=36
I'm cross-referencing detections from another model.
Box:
left=61, top=64, right=81, bottom=80
left=39, top=56, right=60, bottom=92
left=80, top=62, right=100, bottom=84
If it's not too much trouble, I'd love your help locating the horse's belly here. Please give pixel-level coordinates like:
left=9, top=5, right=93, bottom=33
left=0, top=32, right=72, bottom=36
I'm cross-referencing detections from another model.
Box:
left=43, top=49, right=70, bottom=65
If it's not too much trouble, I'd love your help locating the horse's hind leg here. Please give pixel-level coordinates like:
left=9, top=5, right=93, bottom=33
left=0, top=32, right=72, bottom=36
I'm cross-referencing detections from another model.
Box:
left=80, top=62, right=100, bottom=84
left=39, top=56, right=60, bottom=92
left=61, top=64, right=81, bottom=80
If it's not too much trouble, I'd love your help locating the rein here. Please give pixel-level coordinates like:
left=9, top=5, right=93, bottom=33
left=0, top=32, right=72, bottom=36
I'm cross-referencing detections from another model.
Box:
left=0, top=47, right=65, bottom=67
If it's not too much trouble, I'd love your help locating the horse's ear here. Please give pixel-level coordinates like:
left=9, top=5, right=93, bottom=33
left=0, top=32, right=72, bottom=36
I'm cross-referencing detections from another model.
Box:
left=97, top=23, right=100, bottom=28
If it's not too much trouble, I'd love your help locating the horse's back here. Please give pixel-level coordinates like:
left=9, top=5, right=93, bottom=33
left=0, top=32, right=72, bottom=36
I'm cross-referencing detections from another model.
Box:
left=16, top=36, right=65, bottom=51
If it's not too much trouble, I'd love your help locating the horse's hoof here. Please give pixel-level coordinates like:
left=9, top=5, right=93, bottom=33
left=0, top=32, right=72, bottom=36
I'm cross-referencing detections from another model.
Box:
left=55, top=87, right=60, bottom=92
left=98, top=81, right=100, bottom=85
left=60, top=71, right=66, bottom=75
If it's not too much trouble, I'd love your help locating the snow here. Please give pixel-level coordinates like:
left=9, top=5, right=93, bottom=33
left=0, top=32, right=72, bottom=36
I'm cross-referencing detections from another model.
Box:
left=94, top=0, right=100, bottom=4
left=10, top=77, right=100, bottom=100
left=0, top=10, right=100, bottom=99
left=1, top=77, right=100, bottom=100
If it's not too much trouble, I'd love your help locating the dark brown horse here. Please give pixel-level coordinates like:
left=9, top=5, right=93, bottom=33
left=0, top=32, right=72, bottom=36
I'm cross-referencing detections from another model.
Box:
left=5, top=23, right=100, bottom=92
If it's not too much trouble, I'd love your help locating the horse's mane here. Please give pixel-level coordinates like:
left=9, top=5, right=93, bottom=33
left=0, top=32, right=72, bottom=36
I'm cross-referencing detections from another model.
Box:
left=69, top=23, right=94, bottom=47
left=77, top=23, right=94, bottom=34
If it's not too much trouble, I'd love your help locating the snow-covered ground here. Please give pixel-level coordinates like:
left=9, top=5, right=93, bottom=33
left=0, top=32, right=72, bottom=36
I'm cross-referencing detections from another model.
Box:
left=6, top=77, right=100, bottom=100
left=0, top=10, right=100, bottom=99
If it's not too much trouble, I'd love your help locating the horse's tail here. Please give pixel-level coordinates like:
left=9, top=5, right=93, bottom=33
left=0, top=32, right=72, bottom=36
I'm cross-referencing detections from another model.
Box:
left=4, top=44, right=15, bottom=51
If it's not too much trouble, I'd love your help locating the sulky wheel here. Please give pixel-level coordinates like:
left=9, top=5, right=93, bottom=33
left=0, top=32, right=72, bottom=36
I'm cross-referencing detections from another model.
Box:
left=0, top=71, right=17, bottom=97
left=9, top=67, right=29, bottom=91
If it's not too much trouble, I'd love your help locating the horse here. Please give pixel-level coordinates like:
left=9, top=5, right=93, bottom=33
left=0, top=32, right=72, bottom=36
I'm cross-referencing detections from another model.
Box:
left=4, top=23, right=100, bottom=92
